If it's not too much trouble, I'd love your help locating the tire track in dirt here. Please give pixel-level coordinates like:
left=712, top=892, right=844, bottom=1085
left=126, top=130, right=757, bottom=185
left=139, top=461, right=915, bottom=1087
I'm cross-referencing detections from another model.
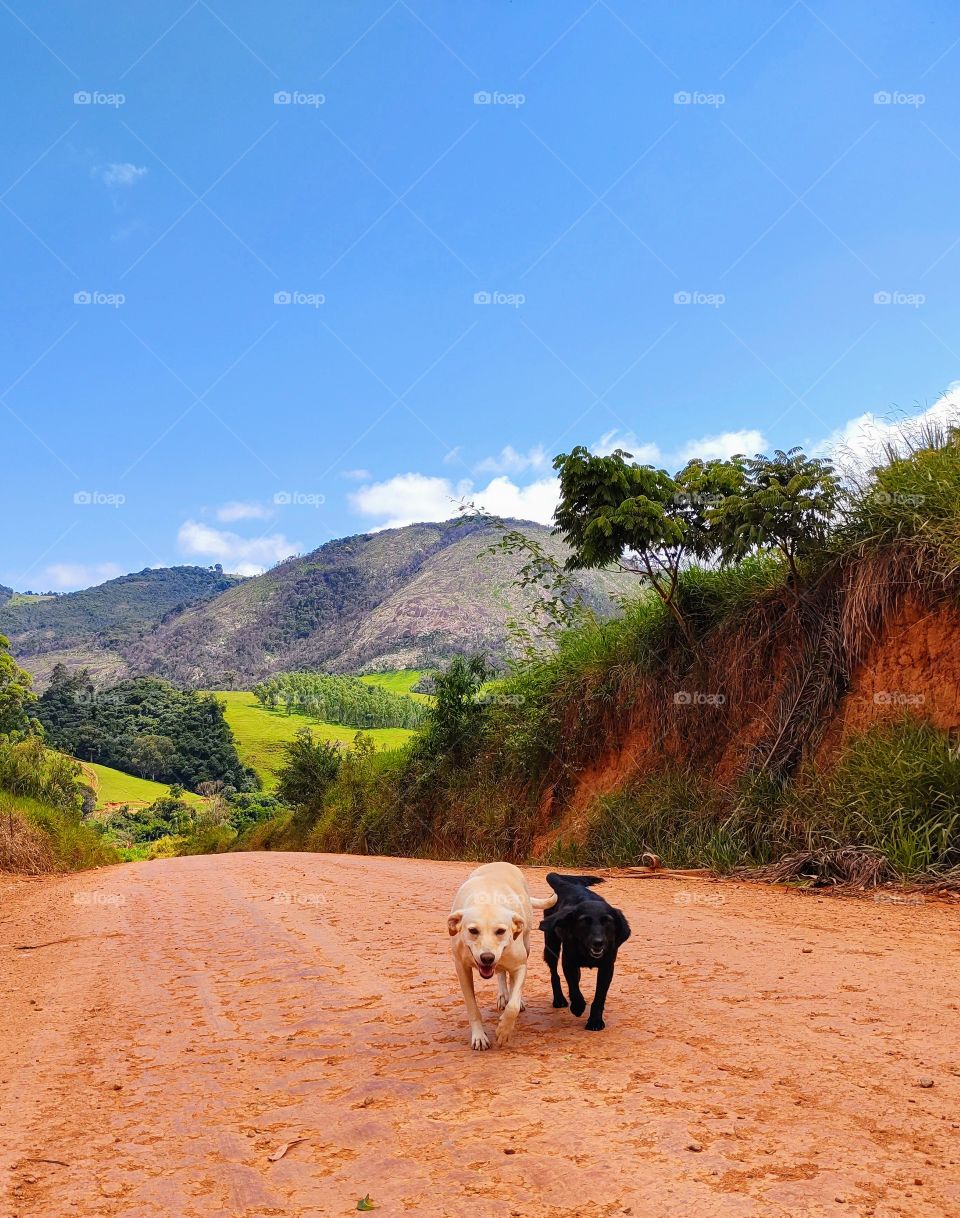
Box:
left=2, top=856, right=959, bottom=1217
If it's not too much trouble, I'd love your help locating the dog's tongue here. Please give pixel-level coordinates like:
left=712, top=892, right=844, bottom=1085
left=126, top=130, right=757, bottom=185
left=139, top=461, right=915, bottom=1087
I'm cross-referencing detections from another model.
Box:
left=478, top=964, right=494, bottom=979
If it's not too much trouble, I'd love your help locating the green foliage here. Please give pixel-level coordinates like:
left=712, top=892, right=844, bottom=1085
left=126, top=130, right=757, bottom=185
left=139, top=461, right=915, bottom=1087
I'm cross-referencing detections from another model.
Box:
left=790, top=718, right=960, bottom=873
left=708, top=448, right=840, bottom=579
left=0, top=735, right=87, bottom=811
left=36, top=670, right=256, bottom=791
left=553, top=446, right=745, bottom=648
left=410, top=655, right=491, bottom=766
left=0, top=633, right=36, bottom=735
left=276, top=728, right=343, bottom=810
left=839, top=422, right=960, bottom=569
left=252, top=671, right=427, bottom=730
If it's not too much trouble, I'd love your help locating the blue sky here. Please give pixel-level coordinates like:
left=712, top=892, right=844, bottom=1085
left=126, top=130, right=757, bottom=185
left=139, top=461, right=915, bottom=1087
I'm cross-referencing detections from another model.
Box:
left=3, top=0, right=960, bottom=589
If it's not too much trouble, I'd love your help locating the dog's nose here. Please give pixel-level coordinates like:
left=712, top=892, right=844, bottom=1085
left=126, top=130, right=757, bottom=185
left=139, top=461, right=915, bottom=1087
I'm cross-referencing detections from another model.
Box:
left=479, top=952, right=495, bottom=966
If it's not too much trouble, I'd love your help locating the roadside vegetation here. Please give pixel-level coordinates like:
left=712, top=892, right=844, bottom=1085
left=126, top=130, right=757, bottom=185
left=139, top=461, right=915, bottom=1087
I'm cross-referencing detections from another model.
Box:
left=240, top=417, right=960, bottom=886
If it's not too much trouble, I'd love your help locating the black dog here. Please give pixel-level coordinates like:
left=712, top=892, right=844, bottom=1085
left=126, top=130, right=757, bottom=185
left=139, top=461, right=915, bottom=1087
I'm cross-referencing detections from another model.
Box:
left=540, top=873, right=630, bottom=1032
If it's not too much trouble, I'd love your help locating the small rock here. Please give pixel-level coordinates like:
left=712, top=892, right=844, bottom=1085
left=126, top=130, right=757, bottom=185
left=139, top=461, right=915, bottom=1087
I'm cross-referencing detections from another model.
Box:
left=802, top=947, right=813, bottom=954
left=918, top=1077, right=935, bottom=1088
left=687, top=1141, right=703, bottom=1152
left=503, top=1148, right=516, bottom=1155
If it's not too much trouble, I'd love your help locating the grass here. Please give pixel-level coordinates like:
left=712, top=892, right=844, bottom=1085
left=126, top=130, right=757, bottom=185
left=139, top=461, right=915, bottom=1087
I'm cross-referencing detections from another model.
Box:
left=359, top=669, right=431, bottom=702
left=0, top=790, right=118, bottom=873
left=81, top=762, right=206, bottom=810
left=211, top=690, right=415, bottom=790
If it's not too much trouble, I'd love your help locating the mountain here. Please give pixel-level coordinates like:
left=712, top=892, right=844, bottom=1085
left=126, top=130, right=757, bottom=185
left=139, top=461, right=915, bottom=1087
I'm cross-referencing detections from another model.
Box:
left=0, top=584, right=12, bottom=607
left=0, top=566, right=244, bottom=686
left=8, top=520, right=632, bottom=688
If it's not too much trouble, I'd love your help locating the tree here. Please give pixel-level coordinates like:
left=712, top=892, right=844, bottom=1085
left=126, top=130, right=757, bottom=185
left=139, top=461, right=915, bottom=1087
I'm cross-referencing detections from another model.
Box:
left=0, top=634, right=36, bottom=736
left=708, top=448, right=840, bottom=582
left=413, top=655, right=491, bottom=764
left=276, top=729, right=342, bottom=809
left=552, top=447, right=744, bottom=650
left=129, top=734, right=177, bottom=781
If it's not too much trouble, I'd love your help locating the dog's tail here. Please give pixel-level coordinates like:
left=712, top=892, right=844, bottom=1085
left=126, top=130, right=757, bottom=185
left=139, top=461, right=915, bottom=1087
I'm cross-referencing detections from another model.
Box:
left=546, top=872, right=605, bottom=893
left=530, top=891, right=558, bottom=910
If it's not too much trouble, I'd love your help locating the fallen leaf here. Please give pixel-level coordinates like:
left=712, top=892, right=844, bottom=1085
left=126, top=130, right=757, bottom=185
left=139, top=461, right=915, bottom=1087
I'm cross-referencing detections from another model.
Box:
left=268, top=1137, right=305, bottom=1162
left=357, top=1196, right=377, bottom=1211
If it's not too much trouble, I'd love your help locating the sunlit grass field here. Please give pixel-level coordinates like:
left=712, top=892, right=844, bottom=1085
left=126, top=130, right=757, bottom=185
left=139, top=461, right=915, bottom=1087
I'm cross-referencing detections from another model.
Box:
left=210, top=689, right=415, bottom=790
left=81, top=762, right=205, bottom=810
left=359, top=669, right=431, bottom=702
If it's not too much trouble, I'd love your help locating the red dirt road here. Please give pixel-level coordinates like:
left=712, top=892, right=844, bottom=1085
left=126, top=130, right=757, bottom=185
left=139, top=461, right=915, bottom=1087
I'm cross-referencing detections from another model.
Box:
left=1, top=854, right=959, bottom=1218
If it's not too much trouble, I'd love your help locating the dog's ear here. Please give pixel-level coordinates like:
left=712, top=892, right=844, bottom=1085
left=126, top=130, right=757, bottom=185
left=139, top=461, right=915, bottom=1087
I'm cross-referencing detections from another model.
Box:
left=613, top=909, right=631, bottom=946
left=447, top=910, right=464, bottom=937
left=510, top=912, right=524, bottom=940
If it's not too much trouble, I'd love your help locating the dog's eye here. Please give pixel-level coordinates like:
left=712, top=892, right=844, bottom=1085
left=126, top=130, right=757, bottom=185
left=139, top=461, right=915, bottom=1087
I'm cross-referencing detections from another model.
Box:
left=468, top=927, right=479, bottom=935
left=495, top=927, right=506, bottom=936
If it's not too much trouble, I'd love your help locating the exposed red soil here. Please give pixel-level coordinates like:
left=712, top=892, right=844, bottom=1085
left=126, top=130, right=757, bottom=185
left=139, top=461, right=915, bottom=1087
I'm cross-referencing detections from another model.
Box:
left=2, top=853, right=959, bottom=1217
left=819, top=597, right=960, bottom=756
left=538, top=596, right=960, bottom=855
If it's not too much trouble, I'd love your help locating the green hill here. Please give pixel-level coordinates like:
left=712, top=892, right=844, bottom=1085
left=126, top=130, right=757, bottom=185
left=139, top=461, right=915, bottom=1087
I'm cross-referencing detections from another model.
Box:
left=1, top=566, right=244, bottom=687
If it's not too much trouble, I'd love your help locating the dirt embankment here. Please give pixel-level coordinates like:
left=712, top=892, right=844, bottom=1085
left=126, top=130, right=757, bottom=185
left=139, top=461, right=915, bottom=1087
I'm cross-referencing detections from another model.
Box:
left=538, top=593, right=960, bottom=852
left=2, top=854, right=959, bottom=1217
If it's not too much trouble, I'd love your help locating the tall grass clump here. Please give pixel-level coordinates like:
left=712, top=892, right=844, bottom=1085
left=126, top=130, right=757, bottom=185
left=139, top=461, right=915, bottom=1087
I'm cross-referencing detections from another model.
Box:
left=787, top=718, right=960, bottom=874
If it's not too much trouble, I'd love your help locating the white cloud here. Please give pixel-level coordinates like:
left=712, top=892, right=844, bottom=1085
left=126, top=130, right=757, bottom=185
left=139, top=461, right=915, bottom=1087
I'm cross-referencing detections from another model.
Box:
left=592, top=429, right=662, bottom=462
left=475, top=444, right=551, bottom=476
left=177, top=521, right=298, bottom=574
left=349, top=472, right=559, bottom=529
left=593, top=427, right=766, bottom=467
left=673, top=428, right=767, bottom=464
left=99, top=162, right=147, bottom=188
left=215, top=500, right=272, bottom=523
left=442, top=447, right=463, bottom=466
left=43, top=562, right=124, bottom=591
left=817, top=385, right=960, bottom=475
left=341, top=468, right=372, bottom=481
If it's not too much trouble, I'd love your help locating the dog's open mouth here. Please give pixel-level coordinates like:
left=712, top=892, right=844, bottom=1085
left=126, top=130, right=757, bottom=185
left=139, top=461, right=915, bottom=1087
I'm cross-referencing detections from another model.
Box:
left=589, top=947, right=605, bottom=959
left=477, top=963, right=495, bottom=979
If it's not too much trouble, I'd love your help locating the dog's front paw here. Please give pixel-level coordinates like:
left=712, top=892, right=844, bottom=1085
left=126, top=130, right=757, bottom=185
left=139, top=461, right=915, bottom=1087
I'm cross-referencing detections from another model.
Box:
left=585, top=1014, right=605, bottom=1031
left=552, top=994, right=568, bottom=1009
left=471, top=1028, right=491, bottom=1050
left=496, top=993, right=508, bottom=1011
left=495, top=1012, right=518, bottom=1048
left=569, top=994, right=586, bottom=1017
